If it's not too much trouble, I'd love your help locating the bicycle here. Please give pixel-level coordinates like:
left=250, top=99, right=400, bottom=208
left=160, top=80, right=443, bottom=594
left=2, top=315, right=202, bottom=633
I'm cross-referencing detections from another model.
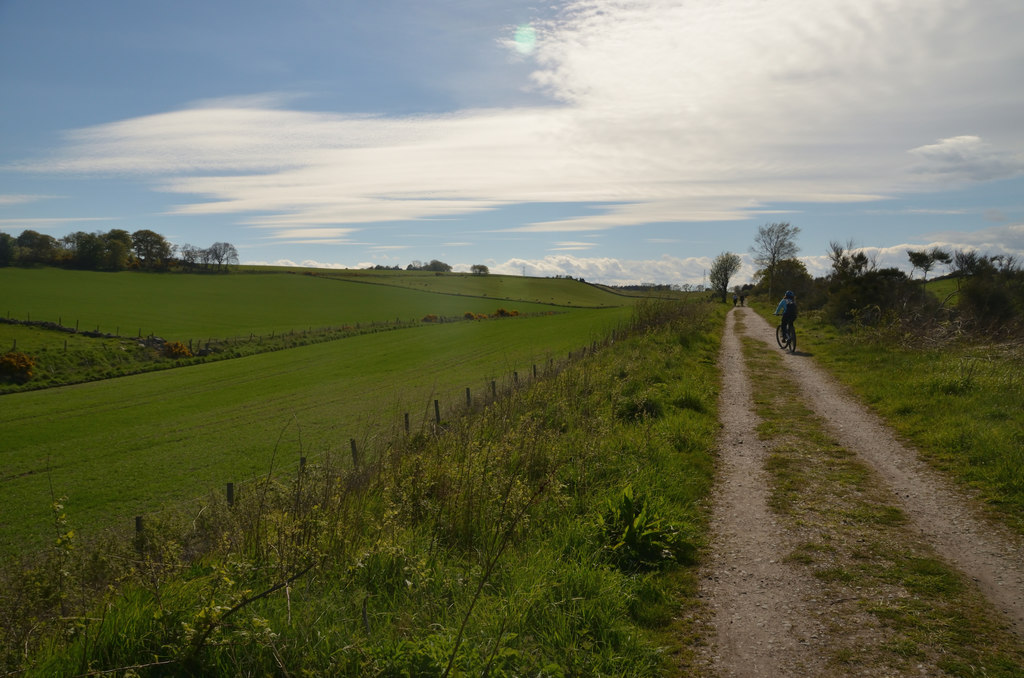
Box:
left=776, top=322, right=796, bottom=353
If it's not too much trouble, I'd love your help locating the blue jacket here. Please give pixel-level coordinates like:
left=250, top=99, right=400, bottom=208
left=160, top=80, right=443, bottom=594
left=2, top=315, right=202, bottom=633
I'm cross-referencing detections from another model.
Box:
left=775, top=298, right=796, bottom=317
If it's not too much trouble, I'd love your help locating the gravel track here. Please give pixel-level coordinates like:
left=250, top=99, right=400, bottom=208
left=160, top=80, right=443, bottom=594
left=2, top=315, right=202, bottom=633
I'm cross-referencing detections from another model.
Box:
left=700, top=307, right=1024, bottom=676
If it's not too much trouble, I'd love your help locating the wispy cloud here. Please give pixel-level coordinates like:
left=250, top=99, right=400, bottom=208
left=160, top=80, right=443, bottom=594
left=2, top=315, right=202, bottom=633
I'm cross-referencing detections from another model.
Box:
left=10, top=0, right=1024, bottom=242
left=0, top=194, right=61, bottom=206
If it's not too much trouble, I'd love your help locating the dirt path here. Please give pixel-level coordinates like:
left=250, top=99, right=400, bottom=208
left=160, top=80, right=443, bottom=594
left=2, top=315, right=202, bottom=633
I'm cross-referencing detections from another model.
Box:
left=699, top=308, right=830, bottom=677
left=700, top=306, right=1024, bottom=676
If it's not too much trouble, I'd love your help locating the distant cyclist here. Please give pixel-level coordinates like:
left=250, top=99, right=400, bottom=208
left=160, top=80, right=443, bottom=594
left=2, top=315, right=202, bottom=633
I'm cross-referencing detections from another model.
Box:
left=774, top=290, right=797, bottom=343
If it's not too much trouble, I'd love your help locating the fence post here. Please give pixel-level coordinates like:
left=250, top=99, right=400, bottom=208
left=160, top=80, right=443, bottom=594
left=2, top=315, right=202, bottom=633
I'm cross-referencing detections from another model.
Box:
left=466, top=387, right=472, bottom=408
left=491, top=380, right=497, bottom=398
left=351, top=439, right=360, bottom=467
left=299, top=456, right=306, bottom=472
left=533, top=364, right=537, bottom=379
left=513, top=371, right=518, bottom=385
left=226, top=482, right=235, bottom=506
left=434, top=399, right=441, bottom=425
left=134, top=516, right=144, bottom=554
left=404, top=412, right=410, bottom=434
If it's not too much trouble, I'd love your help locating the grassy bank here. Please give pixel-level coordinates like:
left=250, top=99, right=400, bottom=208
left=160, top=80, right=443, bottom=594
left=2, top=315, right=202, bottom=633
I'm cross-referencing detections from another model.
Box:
left=2, top=300, right=724, bottom=676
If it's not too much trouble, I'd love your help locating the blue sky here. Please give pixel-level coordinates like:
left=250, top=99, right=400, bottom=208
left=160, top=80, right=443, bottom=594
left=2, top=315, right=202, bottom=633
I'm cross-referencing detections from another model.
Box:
left=2, top=0, right=1022, bottom=286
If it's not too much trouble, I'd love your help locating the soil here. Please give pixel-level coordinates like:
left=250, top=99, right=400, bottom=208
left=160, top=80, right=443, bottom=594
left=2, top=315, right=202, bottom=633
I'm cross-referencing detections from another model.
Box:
left=698, top=307, right=1024, bottom=677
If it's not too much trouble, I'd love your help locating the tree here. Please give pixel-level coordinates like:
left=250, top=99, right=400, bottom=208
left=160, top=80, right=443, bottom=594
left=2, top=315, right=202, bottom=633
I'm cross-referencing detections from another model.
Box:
left=208, top=242, right=239, bottom=271
left=827, top=240, right=873, bottom=281
left=753, top=258, right=812, bottom=299
left=15, top=230, right=59, bottom=265
left=751, top=222, right=801, bottom=300
left=470, top=264, right=489, bottom=275
left=104, top=229, right=133, bottom=270
left=906, top=247, right=951, bottom=283
left=62, top=231, right=106, bottom=269
left=131, top=229, right=174, bottom=270
left=0, top=231, right=14, bottom=266
left=708, top=252, right=742, bottom=302
left=425, top=259, right=452, bottom=272
left=179, top=244, right=202, bottom=270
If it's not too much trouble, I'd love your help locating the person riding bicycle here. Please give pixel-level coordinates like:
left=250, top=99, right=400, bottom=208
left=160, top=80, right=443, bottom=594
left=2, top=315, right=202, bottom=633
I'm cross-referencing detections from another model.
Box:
left=774, top=290, right=797, bottom=342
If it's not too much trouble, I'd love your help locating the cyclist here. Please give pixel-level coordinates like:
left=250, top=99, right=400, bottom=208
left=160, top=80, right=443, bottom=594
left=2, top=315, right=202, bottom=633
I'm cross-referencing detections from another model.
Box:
left=774, top=290, right=797, bottom=343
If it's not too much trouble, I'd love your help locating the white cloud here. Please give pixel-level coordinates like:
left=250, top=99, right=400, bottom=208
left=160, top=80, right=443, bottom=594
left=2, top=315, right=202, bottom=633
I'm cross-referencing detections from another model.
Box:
left=0, top=194, right=61, bottom=206
left=11, top=0, right=1024, bottom=243
left=0, top=216, right=108, bottom=230
left=909, top=136, right=1024, bottom=184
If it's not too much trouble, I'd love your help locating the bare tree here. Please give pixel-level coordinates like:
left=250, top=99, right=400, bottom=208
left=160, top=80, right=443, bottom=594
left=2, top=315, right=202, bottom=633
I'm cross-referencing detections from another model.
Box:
left=709, top=252, right=742, bottom=303
left=208, top=242, right=239, bottom=271
left=751, top=222, right=800, bottom=299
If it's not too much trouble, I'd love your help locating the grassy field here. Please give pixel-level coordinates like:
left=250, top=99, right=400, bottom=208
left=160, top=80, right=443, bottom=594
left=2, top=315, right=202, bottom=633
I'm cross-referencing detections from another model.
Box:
left=2, top=303, right=632, bottom=557
left=309, top=268, right=635, bottom=307
left=0, top=268, right=614, bottom=340
left=2, top=268, right=647, bottom=551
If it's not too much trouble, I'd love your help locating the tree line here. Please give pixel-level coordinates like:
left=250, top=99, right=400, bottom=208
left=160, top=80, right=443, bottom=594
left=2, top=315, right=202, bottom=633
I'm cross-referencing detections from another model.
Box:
left=709, top=221, right=1024, bottom=337
left=0, top=228, right=238, bottom=272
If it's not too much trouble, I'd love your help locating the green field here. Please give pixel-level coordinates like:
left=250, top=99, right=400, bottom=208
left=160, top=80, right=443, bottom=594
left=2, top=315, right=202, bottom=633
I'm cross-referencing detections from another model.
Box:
left=1, top=268, right=639, bottom=557
left=0, top=267, right=615, bottom=340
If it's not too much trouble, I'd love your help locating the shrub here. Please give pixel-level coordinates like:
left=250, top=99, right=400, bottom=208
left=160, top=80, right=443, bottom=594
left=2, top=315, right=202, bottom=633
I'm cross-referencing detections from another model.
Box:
left=422, top=314, right=439, bottom=323
left=164, top=341, right=192, bottom=359
left=0, top=351, right=36, bottom=383
left=492, top=308, right=519, bottom=317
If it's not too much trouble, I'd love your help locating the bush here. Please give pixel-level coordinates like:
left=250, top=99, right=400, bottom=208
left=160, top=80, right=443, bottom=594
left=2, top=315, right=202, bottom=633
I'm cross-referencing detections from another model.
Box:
left=163, top=341, right=193, bottom=359
left=422, top=314, right=439, bottom=323
left=0, top=351, right=36, bottom=383
left=822, top=267, right=922, bottom=327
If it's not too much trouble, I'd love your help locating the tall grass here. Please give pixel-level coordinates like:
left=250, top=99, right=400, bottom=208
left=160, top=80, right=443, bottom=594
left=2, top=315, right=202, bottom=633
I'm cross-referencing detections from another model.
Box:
left=3, top=298, right=724, bottom=676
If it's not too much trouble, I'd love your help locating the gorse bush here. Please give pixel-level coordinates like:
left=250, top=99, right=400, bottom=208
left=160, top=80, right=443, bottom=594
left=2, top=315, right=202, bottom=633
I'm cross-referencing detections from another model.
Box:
left=163, top=340, right=192, bottom=358
left=0, top=351, right=36, bottom=383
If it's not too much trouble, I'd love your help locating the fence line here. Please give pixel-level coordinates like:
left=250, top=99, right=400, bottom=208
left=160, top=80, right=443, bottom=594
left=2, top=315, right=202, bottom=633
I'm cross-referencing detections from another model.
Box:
left=120, top=319, right=636, bottom=546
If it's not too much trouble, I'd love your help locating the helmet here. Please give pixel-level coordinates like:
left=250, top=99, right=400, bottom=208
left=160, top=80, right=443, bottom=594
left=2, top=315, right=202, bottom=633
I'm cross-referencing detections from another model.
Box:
left=785, top=290, right=794, bottom=299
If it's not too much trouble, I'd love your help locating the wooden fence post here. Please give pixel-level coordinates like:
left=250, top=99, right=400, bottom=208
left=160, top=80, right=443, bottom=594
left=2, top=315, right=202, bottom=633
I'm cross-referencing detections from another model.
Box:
left=134, top=516, right=144, bottom=554
left=466, top=387, right=472, bottom=408
left=404, top=412, right=410, bottom=434
left=226, top=482, right=235, bottom=506
left=351, top=439, right=360, bottom=467
left=434, top=400, right=441, bottom=425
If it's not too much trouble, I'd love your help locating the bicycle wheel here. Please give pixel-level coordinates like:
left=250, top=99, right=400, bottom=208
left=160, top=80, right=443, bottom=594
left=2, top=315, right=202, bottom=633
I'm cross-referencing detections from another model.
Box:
left=787, top=328, right=796, bottom=353
left=776, top=324, right=785, bottom=348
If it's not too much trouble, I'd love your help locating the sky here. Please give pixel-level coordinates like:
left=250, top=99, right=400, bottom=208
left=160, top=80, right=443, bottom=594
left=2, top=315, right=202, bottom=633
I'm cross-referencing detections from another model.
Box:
left=2, top=0, right=1023, bottom=287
